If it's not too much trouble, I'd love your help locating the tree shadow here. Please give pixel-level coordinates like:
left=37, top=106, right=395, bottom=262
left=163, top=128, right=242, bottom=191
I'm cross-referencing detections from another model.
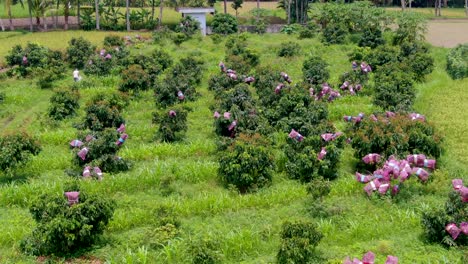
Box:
left=0, top=171, right=32, bottom=185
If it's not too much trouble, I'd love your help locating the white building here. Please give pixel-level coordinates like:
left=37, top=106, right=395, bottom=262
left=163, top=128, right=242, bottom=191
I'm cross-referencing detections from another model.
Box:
left=177, top=7, right=215, bottom=36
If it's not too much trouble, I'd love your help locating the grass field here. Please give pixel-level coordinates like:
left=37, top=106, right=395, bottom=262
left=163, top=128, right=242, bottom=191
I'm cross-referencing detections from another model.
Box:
left=385, top=7, right=468, bottom=19
left=0, top=31, right=467, bottom=263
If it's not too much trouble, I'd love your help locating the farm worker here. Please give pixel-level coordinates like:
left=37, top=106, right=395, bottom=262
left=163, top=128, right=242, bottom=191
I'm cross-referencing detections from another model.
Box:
left=73, top=69, right=81, bottom=82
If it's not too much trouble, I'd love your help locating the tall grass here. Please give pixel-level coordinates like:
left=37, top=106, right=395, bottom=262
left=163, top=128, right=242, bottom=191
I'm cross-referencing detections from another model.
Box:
left=0, top=32, right=466, bottom=263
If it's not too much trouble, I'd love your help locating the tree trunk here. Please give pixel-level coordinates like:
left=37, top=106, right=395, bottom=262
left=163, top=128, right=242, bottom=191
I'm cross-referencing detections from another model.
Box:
left=54, top=10, right=57, bottom=29
left=287, top=0, right=290, bottom=24
left=224, top=0, right=227, bottom=14
left=466, top=0, right=468, bottom=16
left=77, top=0, right=81, bottom=26
left=151, top=0, right=155, bottom=19
left=8, top=6, right=14, bottom=31
left=295, top=0, right=298, bottom=23
left=95, top=0, right=100, bottom=30
left=257, top=0, right=259, bottom=9
left=409, top=0, right=412, bottom=9
left=0, top=18, right=5, bottom=31
left=401, top=0, right=406, bottom=10
left=36, top=16, right=40, bottom=27
left=126, top=0, right=130, bottom=31
left=27, top=0, right=33, bottom=31
left=43, top=13, right=47, bottom=31
left=64, top=4, right=69, bottom=30
left=158, top=0, right=163, bottom=27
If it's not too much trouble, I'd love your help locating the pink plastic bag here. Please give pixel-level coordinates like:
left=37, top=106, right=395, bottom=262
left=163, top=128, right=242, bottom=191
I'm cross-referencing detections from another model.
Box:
left=226, top=69, right=235, bottom=74
left=83, top=166, right=91, bottom=178
left=93, top=167, right=103, bottom=180
left=275, top=83, right=284, bottom=94
left=370, top=114, right=378, bottom=122
left=70, top=139, right=83, bottom=148
left=177, top=90, right=185, bottom=100
left=223, top=112, right=231, bottom=119
left=385, top=255, right=398, bottom=264
left=117, top=123, right=126, bottom=133
left=446, top=223, right=461, bottom=240
left=309, top=88, right=315, bottom=97
left=228, top=120, right=237, bottom=131
left=355, top=84, right=362, bottom=91
left=344, top=116, right=353, bottom=122
left=460, top=222, right=468, bottom=235
left=77, top=147, right=88, bottom=161
left=385, top=111, right=396, bottom=118
left=169, top=110, right=177, bottom=117
left=412, top=167, right=429, bottom=182
left=391, top=185, right=400, bottom=196
left=328, top=90, right=341, bottom=102
left=317, top=147, right=327, bottom=160
left=64, top=191, right=80, bottom=206
left=362, top=153, right=381, bottom=164
left=85, top=135, right=94, bottom=142
left=228, top=73, right=237, bottom=80
left=378, top=183, right=390, bottom=195
left=406, top=154, right=427, bottom=166
left=321, top=133, right=334, bottom=142
left=356, top=172, right=372, bottom=183
left=362, top=251, right=375, bottom=264
left=460, top=187, right=468, bottom=202
left=452, top=179, right=463, bottom=190
left=364, top=179, right=380, bottom=196
left=116, top=133, right=128, bottom=146
left=340, top=81, right=350, bottom=90
left=219, top=61, right=225, bottom=72
left=409, top=113, right=425, bottom=121
left=422, top=159, right=436, bottom=170
left=244, top=76, right=255, bottom=84
left=213, top=111, right=220, bottom=119
left=288, top=129, right=304, bottom=142
left=280, top=72, right=292, bottom=83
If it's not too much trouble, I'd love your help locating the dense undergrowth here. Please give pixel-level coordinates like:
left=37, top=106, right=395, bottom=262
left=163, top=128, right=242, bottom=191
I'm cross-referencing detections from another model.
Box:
left=0, top=30, right=467, bottom=263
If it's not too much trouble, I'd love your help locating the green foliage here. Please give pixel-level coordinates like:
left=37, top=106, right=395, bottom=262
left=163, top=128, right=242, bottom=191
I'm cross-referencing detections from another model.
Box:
left=421, top=191, right=468, bottom=247
left=446, top=44, right=468, bottom=80
left=250, top=8, right=269, bottom=34
left=280, top=24, right=303, bottom=35
left=277, top=220, right=323, bottom=264
left=358, top=27, right=385, bottom=49
left=153, top=107, right=189, bottom=142
left=0, top=133, right=41, bottom=172
left=176, top=16, right=200, bottom=37
left=155, top=55, right=204, bottom=107
left=0, top=91, right=5, bottom=104
left=83, top=93, right=128, bottom=131
left=118, top=64, right=150, bottom=95
left=373, top=65, right=415, bottom=111
left=103, top=35, right=125, bottom=48
left=130, top=49, right=173, bottom=85
left=347, top=113, right=443, bottom=160
left=20, top=187, right=116, bottom=256
left=48, top=88, right=80, bottom=121
left=322, top=23, right=348, bottom=45
left=392, top=11, right=427, bottom=45
left=218, top=137, right=275, bottom=193
left=5, top=42, right=53, bottom=77
left=225, top=35, right=259, bottom=74
left=277, top=41, right=301, bottom=57
left=188, top=237, right=222, bottom=264
left=303, top=55, right=330, bottom=85
left=211, top=13, right=238, bottom=35
left=83, top=53, right=115, bottom=76
left=66, top=37, right=96, bottom=69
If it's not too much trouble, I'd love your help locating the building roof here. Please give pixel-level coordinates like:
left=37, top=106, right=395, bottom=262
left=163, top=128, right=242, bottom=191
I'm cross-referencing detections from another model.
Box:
left=177, top=7, right=215, bottom=14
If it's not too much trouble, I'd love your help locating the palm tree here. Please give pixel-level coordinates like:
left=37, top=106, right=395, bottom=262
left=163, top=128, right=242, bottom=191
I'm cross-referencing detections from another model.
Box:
left=63, top=0, right=70, bottom=29
left=223, top=0, right=226, bottom=13
left=27, top=0, right=33, bottom=31
left=126, top=0, right=130, bottom=31
left=158, top=0, right=163, bottom=27
left=4, top=0, right=17, bottom=31
left=94, top=0, right=99, bottom=30
left=77, top=0, right=80, bottom=26
left=0, top=16, right=5, bottom=31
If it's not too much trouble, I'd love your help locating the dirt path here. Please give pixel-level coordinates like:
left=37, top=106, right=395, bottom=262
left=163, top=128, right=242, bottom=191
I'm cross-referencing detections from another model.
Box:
left=426, top=19, right=468, bottom=48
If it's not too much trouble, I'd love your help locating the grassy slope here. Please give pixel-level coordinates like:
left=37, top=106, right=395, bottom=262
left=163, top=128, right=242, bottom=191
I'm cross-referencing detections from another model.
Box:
left=0, top=32, right=467, bottom=263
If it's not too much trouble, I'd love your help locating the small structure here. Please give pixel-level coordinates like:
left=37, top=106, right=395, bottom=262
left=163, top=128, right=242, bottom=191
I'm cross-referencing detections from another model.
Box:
left=177, top=7, right=215, bottom=36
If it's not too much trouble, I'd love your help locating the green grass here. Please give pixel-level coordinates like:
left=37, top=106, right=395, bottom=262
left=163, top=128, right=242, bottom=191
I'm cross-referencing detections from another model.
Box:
left=385, top=7, right=468, bottom=19
left=0, top=32, right=467, bottom=263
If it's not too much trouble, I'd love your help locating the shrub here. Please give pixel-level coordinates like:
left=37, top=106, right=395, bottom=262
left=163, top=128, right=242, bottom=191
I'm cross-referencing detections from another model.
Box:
left=211, top=13, right=238, bottom=35
left=153, top=107, right=189, bottom=142
left=48, top=88, right=80, bottom=120
left=363, top=45, right=399, bottom=72
left=358, top=27, right=385, bottom=49
left=83, top=93, right=128, bottom=131
left=5, top=42, right=50, bottom=77
left=392, top=11, right=427, bottom=45
left=281, top=24, right=303, bottom=35
left=0, top=91, right=5, bottom=104
left=347, top=113, right=443, bottom=161
left=373, top=66, right=415, bottom=111
left=218, top=137, right=275, bottom=193
left=278, top=42, right=301, bottom=57
left=208, top=73, right=241, bottom=99
left=0, top=133, right=41, bottom=172
left=303, top=55, right=330, bottom=85
left=83, top=52, right=115, bottom=76
left=118, top=64, right=150, bottom=95
left=284, top=122, right=344, bottom=182
left=66, top=37, right=96, bottom=69
left=298, top=28, right=316, bottom=39
left=322, top=23, right=348, bottom=45
left=277, top=220, right=323, bottom=264
left=176, top=16, right=200, bottom=37
left=446, top=44, right=468, bottom=80
left=20, top=185, right=116, bottom=256
left=421, top=190, right=468, bottom=247
left=225, top=36, right=259, bottom=74
left=103, top=35, right=124, bottom=47
left=188, top=237, right=222, bottom=264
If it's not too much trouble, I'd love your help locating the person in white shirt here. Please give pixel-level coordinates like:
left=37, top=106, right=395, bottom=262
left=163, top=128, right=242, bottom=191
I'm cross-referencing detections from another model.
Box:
left=73, top=69, right=80, bottom=82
